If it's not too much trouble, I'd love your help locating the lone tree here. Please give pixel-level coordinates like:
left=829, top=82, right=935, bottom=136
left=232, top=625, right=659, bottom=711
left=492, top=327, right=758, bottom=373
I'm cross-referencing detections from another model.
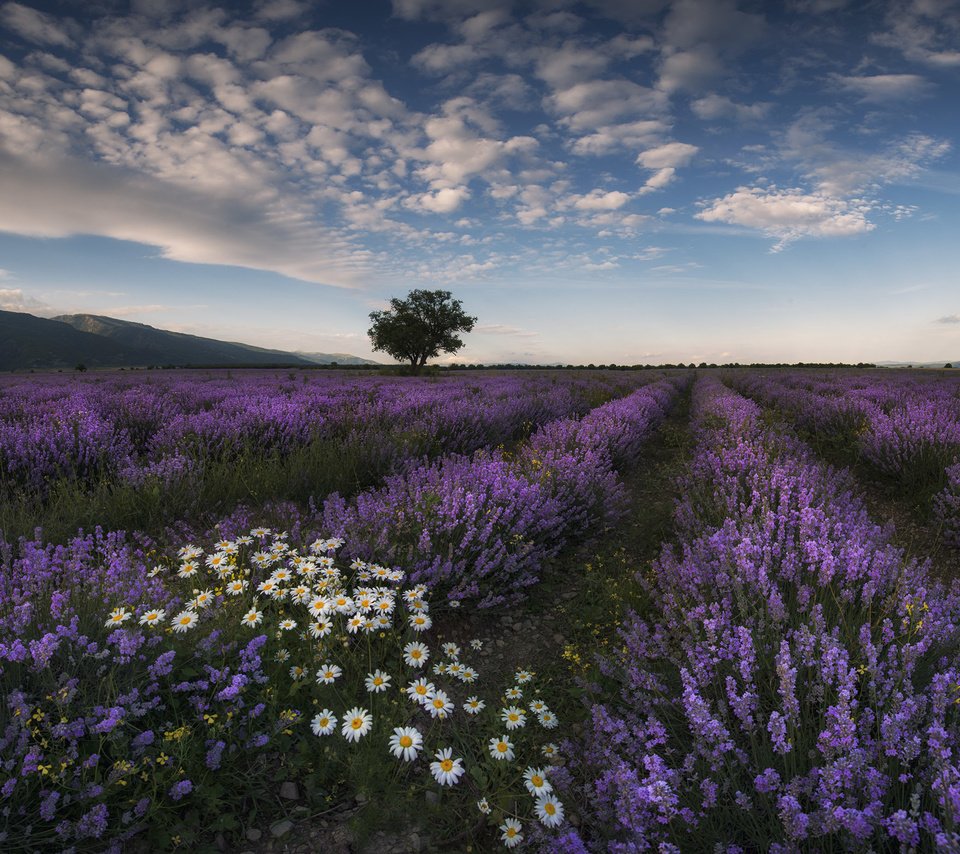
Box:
left=368, top=289, right=476, bottom=374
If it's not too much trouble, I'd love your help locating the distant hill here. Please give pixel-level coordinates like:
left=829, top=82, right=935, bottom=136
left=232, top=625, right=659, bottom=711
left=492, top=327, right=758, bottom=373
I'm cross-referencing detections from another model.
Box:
left=0, top=310, right=374, bottom=370
left=0, top=309, right=158, bottom=370
left=295, top=351, right=380, bottom=366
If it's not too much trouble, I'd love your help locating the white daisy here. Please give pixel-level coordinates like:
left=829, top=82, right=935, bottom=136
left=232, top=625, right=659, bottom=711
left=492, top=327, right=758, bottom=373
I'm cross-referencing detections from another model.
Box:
left=316, top=663, right=342, bottom=684
left=170, top=610, right=199, bottom=633
left=523, top=767, right=552, bottom=797
left=541, top=743, right=559, bottom=760
left=501, top=706, right=527, bottom=730
left=515, top=669, right=534, bottom=684
left=105, top=608, right=131, bottom=627
left=138, top=608, right=165, bottom=627
left=463, top=696, right=485, bottom=715
left=278, top=618, right=298, bottom=631
left=538, top=710, right=559, bottom=729
left=441, top=642, right=460, bottom=659
left=225, top=580, right=248, bottom=595
left=408, top=613, right=432, bottom=632
left=311, top=709, right=336, bottom=736
left=426, top=689, right=454, bottom=719
left=365, top=670, right=392, bottom=693
left=500, top=818, right=523, bottom=849
left=488, top=735, right=515, bottom=761
left=406, top=678, right=435, bottom=705
left=191, top=590, right=214, bottom=609
left=289, top=665, right=306, bottom=680
left=429, top=748, right=465, bottom=786
left=504, top=686, right=523, bottom=700
left=388, top=726, right=423, bottom=761
left=534, top=793, right=564, bottom=828
left=308, top=619, right=333, bottom=639
left=458, top=667, right=478, bottom=684
left=241, top=608, right=263, bottom=627
left=341, top=707, right=372, bottom=742
left=477, top=798, right=491, bottom=815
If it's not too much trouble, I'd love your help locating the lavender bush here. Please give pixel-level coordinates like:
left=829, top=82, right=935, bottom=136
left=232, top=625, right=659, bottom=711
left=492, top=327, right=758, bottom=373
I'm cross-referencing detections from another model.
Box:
left=566, top=376, right=960, bottom=851
left=323, top=377, right=684, bottom=607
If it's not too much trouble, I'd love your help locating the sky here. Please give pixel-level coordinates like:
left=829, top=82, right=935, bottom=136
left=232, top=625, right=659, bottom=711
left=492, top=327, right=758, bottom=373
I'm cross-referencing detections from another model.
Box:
left=0, top=0, right=958, bottom=365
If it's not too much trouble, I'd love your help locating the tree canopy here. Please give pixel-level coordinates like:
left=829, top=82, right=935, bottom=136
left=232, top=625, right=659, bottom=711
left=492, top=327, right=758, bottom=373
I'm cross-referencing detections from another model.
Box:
left=367, top=289, right=476, bottom=374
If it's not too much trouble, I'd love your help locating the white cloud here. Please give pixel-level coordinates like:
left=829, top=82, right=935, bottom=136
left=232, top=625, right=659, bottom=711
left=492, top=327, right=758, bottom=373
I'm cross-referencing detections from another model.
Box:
left=0, top=152, right=366, bottom=286
left=547, top=79, right=665, bottom=131
left=0, top=286, right=52, bottom=314
left=657, top=46, right=725, bottom=93
left=1, top=2, right=74, bottom=47
left=567, top=189, right=632, bottom=211
left=636, top=141, right=699, bottom=169
left=696, top=185, right=875, bottom=249
left=936, top=314, right=960, bottom=324
left=405, top=186, right=472, bottom=213
left=836, top=73, right=933, bottom=102
left=691, top=93, right=771, bottom=122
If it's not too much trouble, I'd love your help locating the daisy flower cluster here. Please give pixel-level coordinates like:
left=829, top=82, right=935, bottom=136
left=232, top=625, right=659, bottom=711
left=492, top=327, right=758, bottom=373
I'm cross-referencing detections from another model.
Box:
left=90, top=529, right=573, bottom=849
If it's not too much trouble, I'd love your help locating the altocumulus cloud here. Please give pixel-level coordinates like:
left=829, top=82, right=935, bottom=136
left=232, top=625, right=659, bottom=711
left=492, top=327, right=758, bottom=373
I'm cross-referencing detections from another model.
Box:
left=695, top=186, right=875, bottom=251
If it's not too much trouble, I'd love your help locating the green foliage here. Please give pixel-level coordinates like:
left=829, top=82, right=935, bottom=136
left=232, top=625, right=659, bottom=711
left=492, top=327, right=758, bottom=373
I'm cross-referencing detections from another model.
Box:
left=368, top=290, right=476, bottom=375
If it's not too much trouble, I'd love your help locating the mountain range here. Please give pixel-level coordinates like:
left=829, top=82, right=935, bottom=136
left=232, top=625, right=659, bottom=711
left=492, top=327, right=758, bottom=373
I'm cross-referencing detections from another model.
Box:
left=0, top=310, right=378, bottom=370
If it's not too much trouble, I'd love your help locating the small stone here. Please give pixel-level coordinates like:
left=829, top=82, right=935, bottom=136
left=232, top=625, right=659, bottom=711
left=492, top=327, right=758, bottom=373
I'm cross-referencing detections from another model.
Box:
left=214, top=832, right=227, bottom=851
left=293, top=806, right=310, bottom=816
left=409, top=832, right=421, bottom=851
left=553, top=633, right=564, bottom=644
left=425, top=790, right=440, bottom=805
left=355, top=792, right=368, bottom=805
left=270, top=819, right=294, bottom=838
left=245, top=829, right=263, bottom=842
left=279, top=781, right=299, bottom=800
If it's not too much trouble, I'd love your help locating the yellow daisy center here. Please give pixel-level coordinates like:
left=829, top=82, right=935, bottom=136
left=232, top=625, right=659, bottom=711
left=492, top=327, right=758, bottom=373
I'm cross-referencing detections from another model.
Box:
left=411, top=651, right=421, bottom=659
left=440, top=759, right=453, bottom=772
left=433, top=698, right=444, bottom=708
left=545, top=803, right=556, bottom=815
left=532, top=775, right=543, bottom=786
left=509, top=714, right=519, bottom=721
left=351, top=717, right=363, bottom=729
left=179, top=616, right=191, bottom=625
left=497, top=743, right=508, bottom=753
left=399, top=735, right=413, bottom=748
left=506, top=829, right=518, bottom=838
left=416, top=686, right=427, bottom=695
left=319, top=718, right=329, bottom=727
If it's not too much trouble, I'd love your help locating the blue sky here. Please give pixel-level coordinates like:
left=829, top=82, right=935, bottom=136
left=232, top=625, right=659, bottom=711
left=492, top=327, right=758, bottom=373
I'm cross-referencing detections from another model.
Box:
left=0, top=0, right=958, bottom=364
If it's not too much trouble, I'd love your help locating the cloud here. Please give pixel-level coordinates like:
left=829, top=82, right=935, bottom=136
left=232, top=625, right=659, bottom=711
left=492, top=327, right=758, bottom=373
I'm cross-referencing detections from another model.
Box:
left=836, top=73, right=933, bottom=102
left=936, top=314, right=960, bottom=324
left=546, top=79, right=666, bottom=131
left=691, top=93, right=771, bottom=122
left=0, top=286, right=53, bottom=314
left=636, top=141, right=699, bottom=169
left=566, top=189, right=631, bottom=211
left=1, top=2, right=75, bottom=46
left=695, top=185, right=875, bottom=249
left=871, top=1, right=960, bottom=67
left=475, top=323, right=539, bottom=338
left=0, top=153, right=367, bottom=286
left=636, top=142, right=698, bottom=192
left=405, top=186, right=472, bottom=213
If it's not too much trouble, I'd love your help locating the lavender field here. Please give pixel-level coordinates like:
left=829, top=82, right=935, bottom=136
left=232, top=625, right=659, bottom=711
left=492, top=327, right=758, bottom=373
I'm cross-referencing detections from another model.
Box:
left=3, top=368, right=960, bottom=852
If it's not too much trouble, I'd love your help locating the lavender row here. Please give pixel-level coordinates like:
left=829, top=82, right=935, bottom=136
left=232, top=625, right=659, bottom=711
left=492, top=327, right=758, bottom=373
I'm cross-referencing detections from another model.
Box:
left=729, top=369, right=960, bottom=547
left=0, top=374, right=669, bottom=650
left=0, top=370, right=637, bottom=498
left=322, top=376, right=686, bottom=608
left=564, top=376, right=960, bottom=851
